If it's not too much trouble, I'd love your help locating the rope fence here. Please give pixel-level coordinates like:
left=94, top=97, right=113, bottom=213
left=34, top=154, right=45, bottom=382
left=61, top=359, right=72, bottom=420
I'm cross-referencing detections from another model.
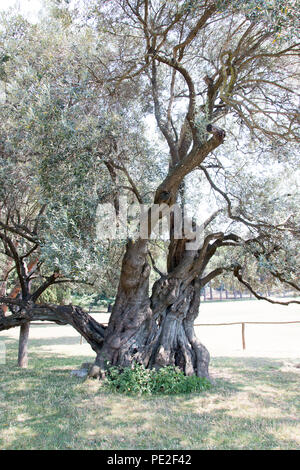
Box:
left=192, top=321, right=300, bottom=350
left=78, top=319, right=300, bottom=350
left=30, top=313, right=300, bottom=351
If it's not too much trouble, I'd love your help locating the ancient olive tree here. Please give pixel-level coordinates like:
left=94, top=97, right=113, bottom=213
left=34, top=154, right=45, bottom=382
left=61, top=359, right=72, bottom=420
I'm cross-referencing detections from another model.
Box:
left=0, top=1, right=299, bottom=379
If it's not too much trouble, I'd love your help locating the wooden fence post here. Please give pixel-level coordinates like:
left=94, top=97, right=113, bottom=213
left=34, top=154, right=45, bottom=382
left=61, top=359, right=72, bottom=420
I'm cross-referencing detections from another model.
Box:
left=242, top=322, right=246, bottom=350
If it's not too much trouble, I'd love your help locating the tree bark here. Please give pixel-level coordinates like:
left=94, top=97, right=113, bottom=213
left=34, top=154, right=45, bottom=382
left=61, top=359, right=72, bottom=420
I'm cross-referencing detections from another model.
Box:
left=91, top=239, right=154, bottom=377
left=149, top=276, right=210, bottom=378
left=89, top=236, right=211, bottom=379
left=18, top=322, right=30, bottom=368
left=0, top=259, right=14, bottom=316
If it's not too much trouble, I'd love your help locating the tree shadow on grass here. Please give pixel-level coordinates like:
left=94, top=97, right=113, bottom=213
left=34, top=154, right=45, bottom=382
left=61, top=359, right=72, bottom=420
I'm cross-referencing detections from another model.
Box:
left=0, top=334, right=92, bottom=364
left=211, top=356, right=300, bottom=387
left=0, top=348, right=99, bottom=450
left=89, top=381, right=300, bottom=450
left=88, top=356, right=300, bottom=449
left=29, top=336, right=84, bottom=347
left=1, top=347, right=299, bottom=450
left=1, top=331, right=84, bottom=346
left=62, top=404, right=300, bottom=450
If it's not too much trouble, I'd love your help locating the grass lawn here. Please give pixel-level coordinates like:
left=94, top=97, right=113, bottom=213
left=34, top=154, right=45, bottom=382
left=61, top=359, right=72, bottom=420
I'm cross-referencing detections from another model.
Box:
left=0, top=333, right=299, bottom=450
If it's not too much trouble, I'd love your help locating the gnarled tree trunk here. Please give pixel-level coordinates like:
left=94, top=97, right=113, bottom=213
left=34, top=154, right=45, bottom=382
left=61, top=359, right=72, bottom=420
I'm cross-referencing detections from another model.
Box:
left=90, top=235, right=210, bottom=380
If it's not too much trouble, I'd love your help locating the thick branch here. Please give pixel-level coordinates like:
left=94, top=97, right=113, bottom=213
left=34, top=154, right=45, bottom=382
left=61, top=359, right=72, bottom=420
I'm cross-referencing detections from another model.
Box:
left=0, top=232, right=28, bottom=298
left=0, top=297, right=106, bottom=352
left=173, top=4, right=217, bottom=61
left=233, top=266, right=300, bottom=306
left=200, top=267, right=228, bottom=287
left=31, top=271, right=60, bottom=302
left=155, top=136, right=224, bottom=203
left=0, top=221, right=38, bottom=243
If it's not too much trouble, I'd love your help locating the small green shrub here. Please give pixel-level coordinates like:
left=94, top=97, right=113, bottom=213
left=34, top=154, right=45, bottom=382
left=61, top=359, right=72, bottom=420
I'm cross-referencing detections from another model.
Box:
left=104, top=363, right=211, bottom=395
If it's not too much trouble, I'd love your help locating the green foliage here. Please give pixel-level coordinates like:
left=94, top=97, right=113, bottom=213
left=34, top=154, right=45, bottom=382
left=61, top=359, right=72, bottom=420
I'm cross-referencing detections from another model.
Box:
left=218, top=0, right=299, bottom=37
left=37, top=284, right=71, bottom=305
left=104, top=363, right=211, bottom=396
left=0, top=1, right=299, bottom=306
left=0, top=10, right=162, bottom=292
